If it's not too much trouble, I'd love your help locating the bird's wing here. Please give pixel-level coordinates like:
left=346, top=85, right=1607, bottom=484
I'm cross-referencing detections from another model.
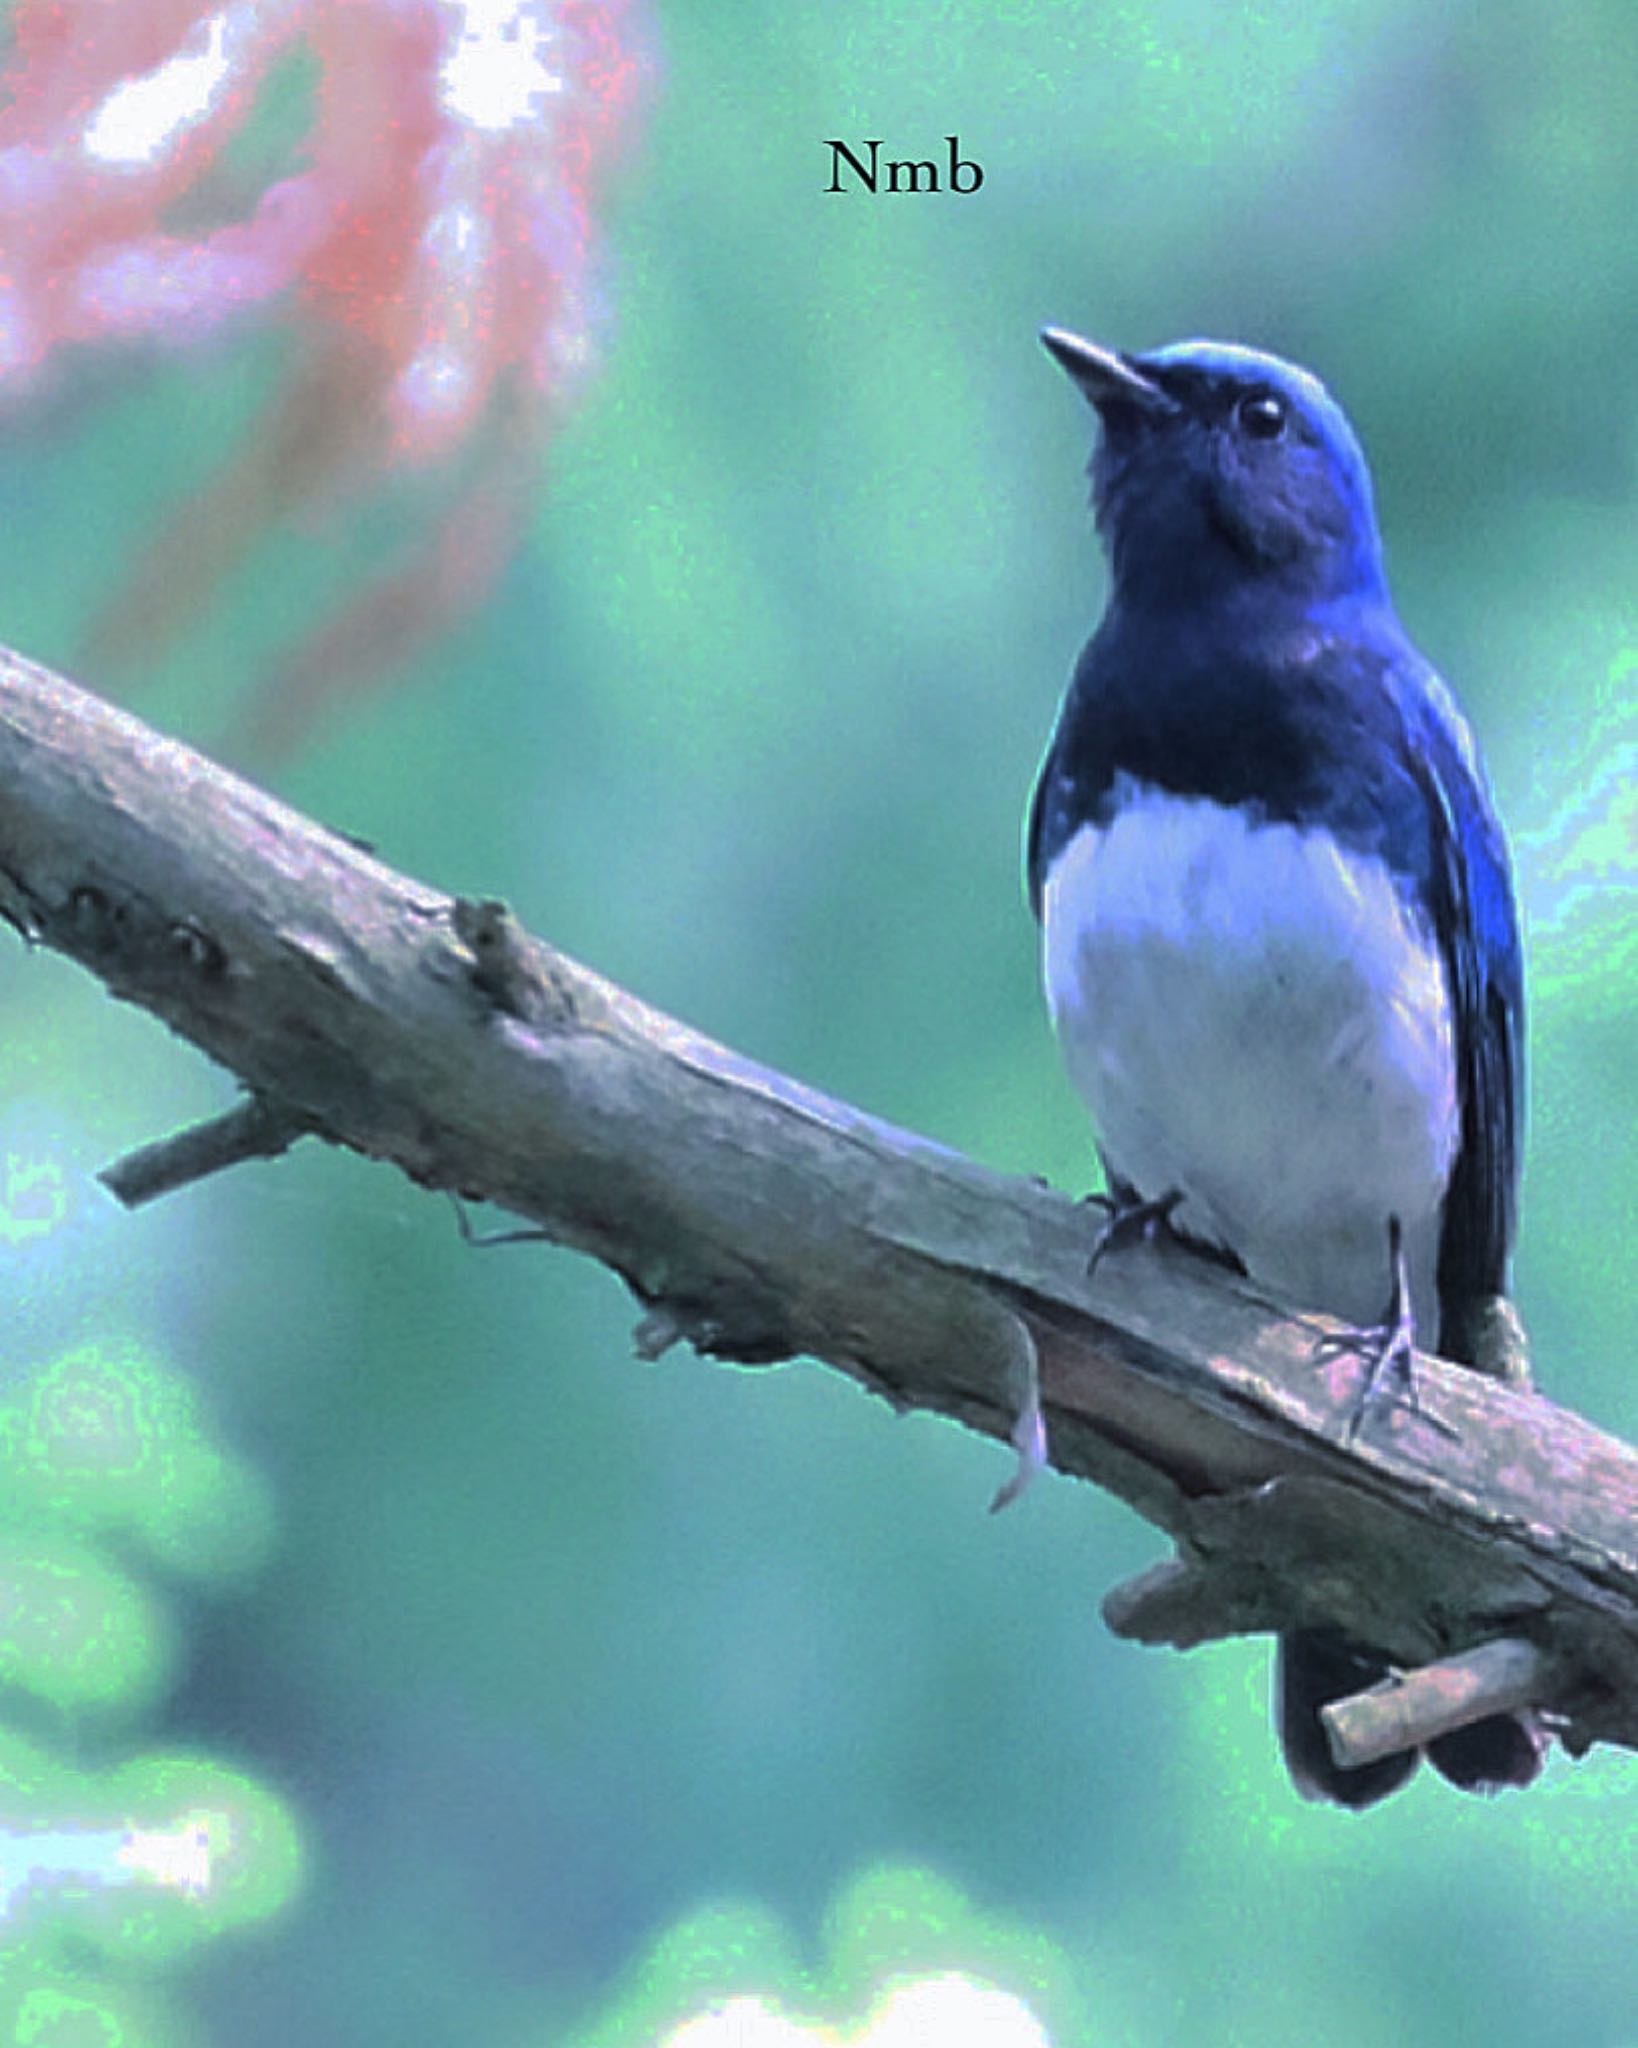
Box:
left=1404, top=668, right=1525, bottom=1345
left=1023, top=731, right=1059, bottom=920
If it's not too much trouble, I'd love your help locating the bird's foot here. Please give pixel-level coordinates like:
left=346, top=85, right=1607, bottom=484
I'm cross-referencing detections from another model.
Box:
left=1312, top=1216, right=1457, bottom=1442
left=1084, top=1184, right=1184, bottom=1280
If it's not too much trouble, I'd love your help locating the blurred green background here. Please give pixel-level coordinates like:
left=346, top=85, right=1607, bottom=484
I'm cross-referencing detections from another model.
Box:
left=2, top=1, right=1637, bottom=2042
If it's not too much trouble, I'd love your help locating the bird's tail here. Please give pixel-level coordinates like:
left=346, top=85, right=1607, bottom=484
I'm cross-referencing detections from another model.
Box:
left=1276, top=1630, right=1546, bottom=1807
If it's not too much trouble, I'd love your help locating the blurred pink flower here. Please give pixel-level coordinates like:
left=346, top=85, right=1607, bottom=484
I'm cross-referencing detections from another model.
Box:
left=0, top=0, right=644, bottom=750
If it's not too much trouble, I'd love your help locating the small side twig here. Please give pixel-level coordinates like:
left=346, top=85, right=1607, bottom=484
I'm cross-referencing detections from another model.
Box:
left=447, top=1191, right=554, bottom=1249
left=99, top=1097, right=309, bottom=1208
left=1322, top=1636, right=1554, bottom=1769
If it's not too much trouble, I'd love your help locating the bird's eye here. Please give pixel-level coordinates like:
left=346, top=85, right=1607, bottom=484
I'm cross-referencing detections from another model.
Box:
left=1237, top=392, right=1287, bottom=441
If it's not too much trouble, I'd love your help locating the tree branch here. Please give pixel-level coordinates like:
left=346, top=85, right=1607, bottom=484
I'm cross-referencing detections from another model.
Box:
left=99, top=1095, right=310, bottom=1206
left=1321, top=1636, right=1555, bottom=1770
left=2, top=643, right=1636, bottom=1772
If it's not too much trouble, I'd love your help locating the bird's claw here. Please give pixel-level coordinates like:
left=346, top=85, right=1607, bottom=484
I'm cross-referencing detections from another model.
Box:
left=1085, top=1185, right=1184, bottom=1279
left=1312, top=1216, right=1458, bottom=1442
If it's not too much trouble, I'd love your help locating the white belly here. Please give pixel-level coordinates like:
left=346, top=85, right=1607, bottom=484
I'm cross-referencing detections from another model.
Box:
left=1041, top=781, right=1459, bottom=1335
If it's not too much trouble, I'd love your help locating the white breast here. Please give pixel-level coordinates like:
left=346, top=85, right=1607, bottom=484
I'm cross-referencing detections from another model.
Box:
left=1041, top=779, right=1459, bottom=1335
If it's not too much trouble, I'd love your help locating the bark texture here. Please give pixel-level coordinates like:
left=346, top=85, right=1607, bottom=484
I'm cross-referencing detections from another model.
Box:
left=2, top=644, right=1634, bottom=1771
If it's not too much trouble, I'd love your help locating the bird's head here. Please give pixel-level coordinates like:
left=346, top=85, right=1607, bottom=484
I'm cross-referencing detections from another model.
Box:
left=1042, top=328, right=1387, bottom=612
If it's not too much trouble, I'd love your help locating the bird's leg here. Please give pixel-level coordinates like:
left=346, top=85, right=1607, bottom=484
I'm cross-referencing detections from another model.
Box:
left=1313, top=1216, right=1457, bottom=1442
left=1084, top=1182, right=1184, bottom=1280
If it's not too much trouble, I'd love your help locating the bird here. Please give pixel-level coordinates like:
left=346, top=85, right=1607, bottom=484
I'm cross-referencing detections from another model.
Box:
left=1026, top=325, right=1544, bottom=1806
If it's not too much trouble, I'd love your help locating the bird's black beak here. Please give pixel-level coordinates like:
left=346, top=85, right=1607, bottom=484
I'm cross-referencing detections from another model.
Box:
left=1040, top=326, right=1175, bottom=415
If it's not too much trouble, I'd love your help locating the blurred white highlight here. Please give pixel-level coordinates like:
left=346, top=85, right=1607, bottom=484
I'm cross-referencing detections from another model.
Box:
left=1, top=1817, right=211, bottom=1918
left=661, top=1974, right=1053, bottom=2046
left=439, top=0, right=566, bottom=133
left=83, top=12, right=236, bottom=167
